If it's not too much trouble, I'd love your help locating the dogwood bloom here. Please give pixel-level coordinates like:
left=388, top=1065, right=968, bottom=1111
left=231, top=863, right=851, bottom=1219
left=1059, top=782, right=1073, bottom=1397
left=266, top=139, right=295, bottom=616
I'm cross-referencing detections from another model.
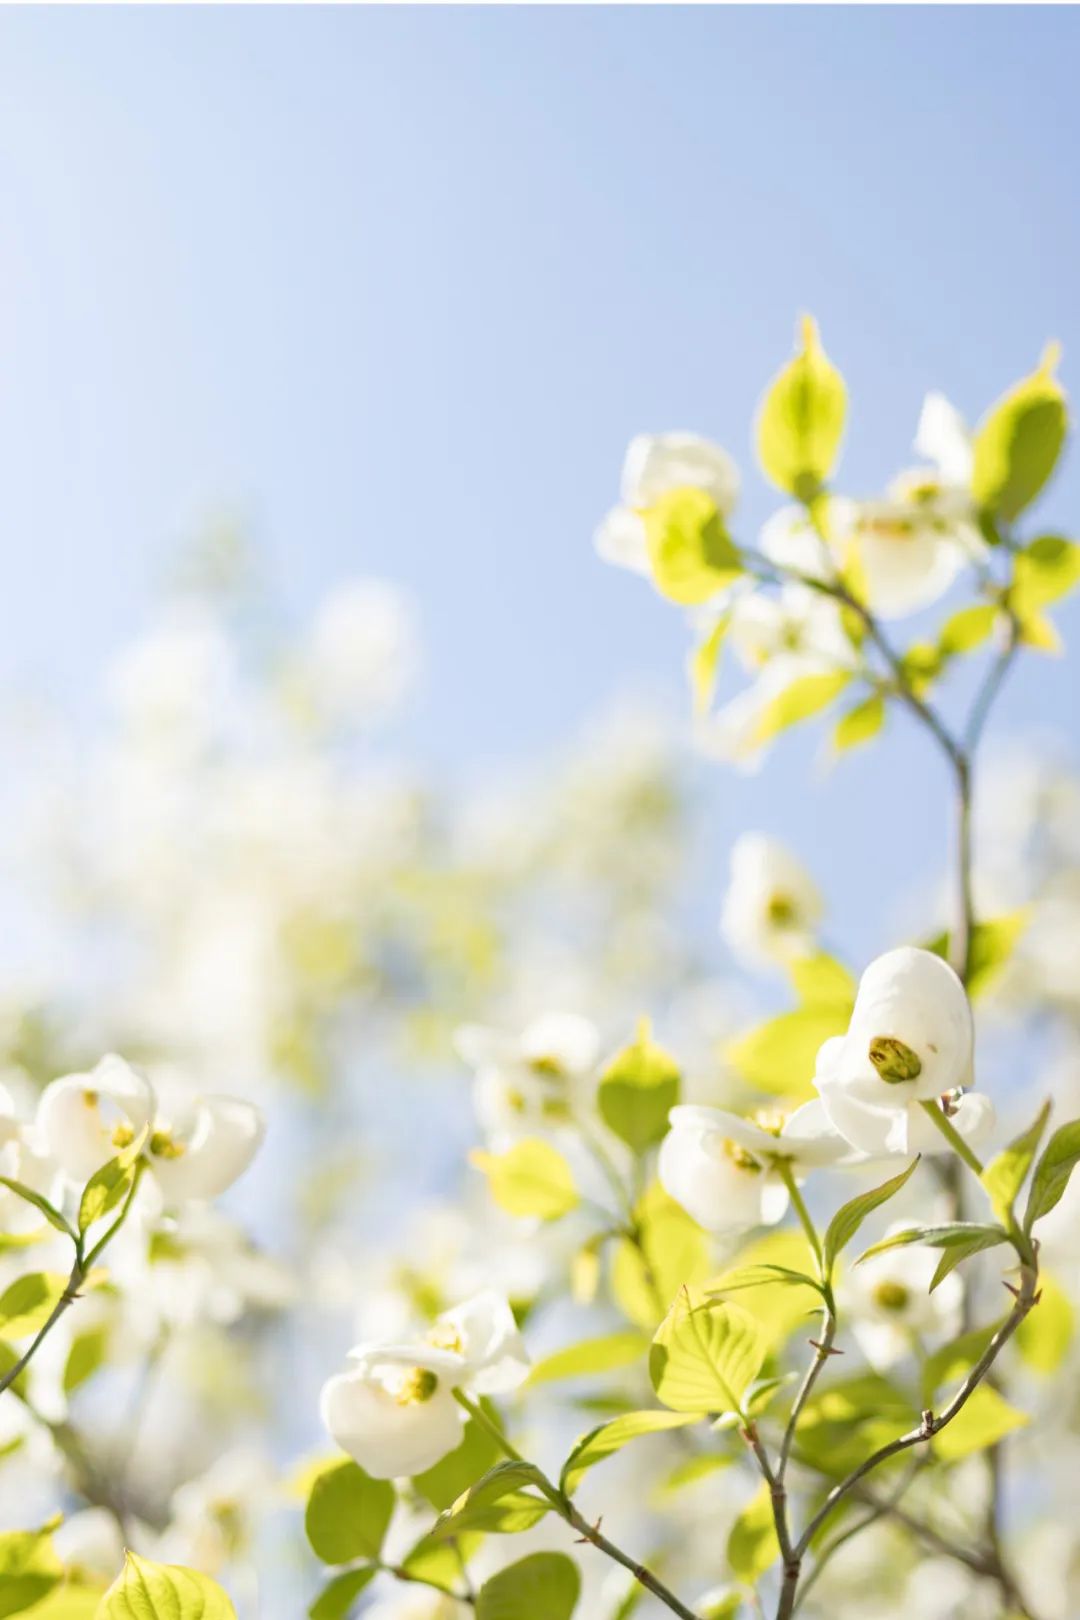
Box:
left=843, top=1226, right=962, bottom=1367
left=720, top=833, right=823, bottom=966
left=36, top=1055, right=264, bottom=1203
left=0, top=1083, right=60, bottom=1231
left=659, top=1100, right=854, bottom=1234
left=454, top=1014, right=599, bottom=1144
left=814, top=947, right=991, bottom=1156
left=595, top=432, right=740, bottom=577
left=321, top=1292, right=529, bottom=1479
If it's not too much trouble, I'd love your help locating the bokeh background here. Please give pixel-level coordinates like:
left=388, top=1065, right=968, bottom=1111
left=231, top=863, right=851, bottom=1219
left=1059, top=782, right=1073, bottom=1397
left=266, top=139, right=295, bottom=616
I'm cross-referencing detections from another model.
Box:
left=1, top=8, right=1080, bottom=1618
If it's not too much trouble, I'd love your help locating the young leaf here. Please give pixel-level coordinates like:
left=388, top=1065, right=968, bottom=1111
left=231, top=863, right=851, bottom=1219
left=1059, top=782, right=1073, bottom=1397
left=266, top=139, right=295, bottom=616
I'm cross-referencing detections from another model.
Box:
left=980, top=1101, right=1051, bottom=1222
left=726, top=1481, right=780, bottom=1584
left=0, top=1179, right=76, bottom=1243
left=642, top=488, right=743, bottom=605
left=972, top=344, right=1068, bottom=521
left=823, top=1159, right=920, bottom=1275
left=727, top=1005, right=851, bottom=1099
left=528, top=1331, right=648, bottom=1387
left=476, top=1553, right=581, bottom=1620
left=304, top=1460, right=395, bottom=1565
left=412, top=1411, right=500, bottom=1511
left=649, top=1293, right=765, bottom=1415
left=932, top=1384, right=1028, bottom=1463
left=611, top=1182, right=710, bottom=1329
left=0, top=1273, right=70, bottom=1340
left=471, top=1139, right=579, bottom=1221
left=689, top=614, right=731, bottom=716
left=746, top=670, right=852, bottom=751
left=1016, top=1270, right=1074, bottom=1374
left=559, top=1409, right=699, bottom=1495
left=309, top=1568, right=377, bottom=1620
left=1012, top=534, right=1080, bottom=614
left=937, top=602, right=999, bottom=656
left=597, top=1024, right=681, bottom=1155
left=98, top=1553, right=237, bottom=1619
left=832, top=692, right=885, bottom=755
left=0, top=1523, right=63, bottom=1617
left=856, top=1222, right=1007, bottom=1268
left=429, top=1462, right=549, bottom=1540
left=787, top=953, right=856, bottom=1008
left=1024, top=1118, right=1080, bottom=1231
left=78, top=1133, right=145, bottom=1236
left=757, top=315, right=847, bottom=501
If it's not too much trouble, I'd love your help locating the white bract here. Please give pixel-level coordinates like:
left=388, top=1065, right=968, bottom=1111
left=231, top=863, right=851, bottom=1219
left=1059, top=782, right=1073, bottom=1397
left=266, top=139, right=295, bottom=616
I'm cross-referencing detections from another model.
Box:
left=659, top=1099, right=854, bottom=1234
left=454, top=1014, right=599, bottom=1144
left=0, top=1082, right=60, bottom=1230
left=720, top=832, right=824, bottom=966
left=321, top=1291, right=529, bottom=1479
left=814, top=947, right=988, bottom=1156
left=843, top=1227, right=963, bottom=1368
left=595, top=432, right=740, bottom=577
left=35, top=1054, right=264, bottom=1204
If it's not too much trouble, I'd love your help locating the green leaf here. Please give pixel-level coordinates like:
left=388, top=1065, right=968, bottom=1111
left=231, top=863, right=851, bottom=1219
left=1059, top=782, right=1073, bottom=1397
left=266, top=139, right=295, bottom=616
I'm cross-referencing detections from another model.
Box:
left=981, top=1101, right=1051, bottom=1222
left=97, top=1553, right=237, bottom=1619
left=726, top=1482, right=780, bottom=1585
left=857, top=1222, right=1008, bottom=1272
left=921, top=1321, right=1001, bottom=1401
left=471, top=1138, right=579, bottom=1221
left=642, top=488, right=743, bottom=605
left=1025, top=1117, right=1080, bottom=1231
left=309, top=1568, right=377, bottom=1620
left=428, top=1462, right=549, bottom=1540
left=1012, top=534, right=1080, bottom=614
left=476, top=1553, right=580, bottom=1620
left=746, top=670, right=853, bottom=751
left=727, top=1005, right=851, bottom=1100
left=823, top=1159, right=920, bottom=1276
left=0, top=1524, right=62, bottom=1618
left=649, top=1292, right=765, bottom=1415
left=787, top=953, right=856, bottom=1008
left=413, top=1412, right=500, bottom=1510
left=304, top=1461, right=395, bottom=1565
left=528, top=1330, right=649, bottom=1387
left=706, top=1232, right=822, bottom=1351
left=0, top=1180, right=76, bottom=1242
left=932, top=1385, right=1028, bottom=1463
left=1016, top=1270, right=1073, bottom=1374
left=689, top=614, right=731, bottom=717
left=798, top=1374, right=917, bottom=1477
left=401, top=1530, right=482, bottom=1588
left=972, top=344, right=1068, bottom=521
left=63, top=1325, right=110, bottom=1396
left=597, top=1023, right=681, bottom=1155
left=78, top=1135, right=144, bottom=1236
left=611, top=1183, right=711, bottom=1329
left=927, top=911, right=1029, bottom=1000
left=658, top=1453, right=736, bottom=1496
left=832, top=692, right=885, bottom=755
left=560, top=1409, right=699, bottom=1495
left=938, top=602, right=999, bottom=656
left=757, top=316, right=847, bottom=500
left=0, top=1273, right=69, bottom=1340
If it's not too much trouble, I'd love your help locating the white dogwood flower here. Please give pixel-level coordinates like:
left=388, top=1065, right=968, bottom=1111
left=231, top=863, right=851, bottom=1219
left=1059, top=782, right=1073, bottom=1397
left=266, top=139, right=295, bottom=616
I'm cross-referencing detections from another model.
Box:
left=454, top=1014, right=599, bottom=1144
left=36, top=1055, right=264, bottom=1203
left=321, top=1292, right=529, bottom=1480
left=595, top=432, right=740, bottom=576
left=659, top=1099, right=854, bottom=1234
left=843, top=1227, right=963, bottom=1368
left=813, top=947, right=989, bottom=1156
left=0, top=1082, right=61, bottom=1231
left=720, top=833, right=823, bottom=967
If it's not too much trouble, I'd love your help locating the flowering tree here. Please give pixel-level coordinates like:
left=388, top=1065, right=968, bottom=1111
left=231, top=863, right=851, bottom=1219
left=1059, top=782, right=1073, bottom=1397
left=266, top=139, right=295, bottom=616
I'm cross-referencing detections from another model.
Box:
left=2, top=321, right=1080, bottom=1620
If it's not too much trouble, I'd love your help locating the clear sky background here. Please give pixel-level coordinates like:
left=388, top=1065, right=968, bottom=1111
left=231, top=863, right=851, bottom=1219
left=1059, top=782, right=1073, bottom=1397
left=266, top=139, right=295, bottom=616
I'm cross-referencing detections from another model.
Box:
left=0, top=5, right=1078, bottom=963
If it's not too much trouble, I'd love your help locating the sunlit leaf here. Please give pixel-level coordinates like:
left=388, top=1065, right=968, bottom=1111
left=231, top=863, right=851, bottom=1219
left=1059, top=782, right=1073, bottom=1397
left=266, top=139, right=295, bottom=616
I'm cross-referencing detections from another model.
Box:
left=98, top=1553, right=237, bottom=1620
left=642, top=488, right=743, bottom=605
left=726, top=1482, right=780, bottom=1584
left=650, top=1292, right=765, bottom=1416
left=471, top=1139, right=579, bottom=1221
left=304, top=1460, right=394, bottom=1565
left=972, top=344, right=1068, bottom=521
left=597, top=1022, right=681, bottom=1155
left=757, top=316, right=847, bottom=501
left=476, top=1553, right=580, bottom=1620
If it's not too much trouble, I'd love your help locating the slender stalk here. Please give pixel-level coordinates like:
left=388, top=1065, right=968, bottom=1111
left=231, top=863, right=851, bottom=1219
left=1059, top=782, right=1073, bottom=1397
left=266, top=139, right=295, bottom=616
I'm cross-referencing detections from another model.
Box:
left=0, top=1259, right=83, bottom=1399
left=917, top=1099, right=985, bottom=1178
left=454, top=1392, right=703, bottom=1620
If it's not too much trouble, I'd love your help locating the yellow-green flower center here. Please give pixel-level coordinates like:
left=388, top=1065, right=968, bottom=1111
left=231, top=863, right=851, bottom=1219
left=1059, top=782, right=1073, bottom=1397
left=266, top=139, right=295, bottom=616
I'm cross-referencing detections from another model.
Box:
left=873, top=1280, right=911, bottom=1313
left=394, top=1366, right=440, bottom=1406
left=868, top=1036, right=923, bottom=1084
left=722, top=1139, right=763, bottom=1174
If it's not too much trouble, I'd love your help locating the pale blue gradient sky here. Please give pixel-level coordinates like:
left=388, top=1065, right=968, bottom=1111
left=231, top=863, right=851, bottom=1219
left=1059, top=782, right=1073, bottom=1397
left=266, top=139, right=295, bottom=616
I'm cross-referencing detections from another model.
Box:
left=0, top=6, right=1078, bottom=959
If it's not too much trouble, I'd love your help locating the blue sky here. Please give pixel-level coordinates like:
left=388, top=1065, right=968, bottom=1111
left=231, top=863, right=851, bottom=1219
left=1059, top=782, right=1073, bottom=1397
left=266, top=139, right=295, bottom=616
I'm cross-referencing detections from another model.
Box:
left=0, top=6, right=1078, bottom=961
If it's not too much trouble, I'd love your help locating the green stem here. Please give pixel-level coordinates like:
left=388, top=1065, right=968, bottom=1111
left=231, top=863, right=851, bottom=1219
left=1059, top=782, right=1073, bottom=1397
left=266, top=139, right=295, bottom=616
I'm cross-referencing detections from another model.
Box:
left=452, top=1393, right=703, bottom=1620
left=776, top=1163, right=823, bottom=1273
left=918, top=1099, right=984, bottom=1178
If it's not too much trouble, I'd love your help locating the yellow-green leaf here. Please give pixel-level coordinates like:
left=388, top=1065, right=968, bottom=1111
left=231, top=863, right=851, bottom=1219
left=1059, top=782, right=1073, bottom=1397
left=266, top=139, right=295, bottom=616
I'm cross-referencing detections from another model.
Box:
left=476, top=1553, right=580, bottom=1620
left=612, top=1183, right=711, bottom=1329
left=97, top=1553, right=237, bottom=1620
left=649, top=1292, right=765, bottom=1415
left=597, top=1022, right=681, bottom=1155
left=1012, top=534, right=1080, bottom=614
left=642, top=488, right=743, bottom=605
left=756, top=316, right=847, bottom=501
left=0, top=1524, right=63, bottom=1618
left=689, top=614, right=731, bottom=716
left=932, top=1385, right=1027, bottom=1463
left=787, top=953, right=855, bottom=1008
left=305, top=1460, right=394, bottom=1565
left=727, top=1005, right=851, bottom=1099
left=0, top=1273, right=69, bottom=1340
left=528, top=1331, right=649, bottom=1388
left=747, top=670, right=852, bottom=750
left=980, top=1101, right=1051, bottom=1223
left=1016, top=1270, right=1074, bottom=1374
left=560, top=1410, right=699, bottom=1495
left=938, top=602, right=1000, bottom=656
left=972, top=343, right=1068, bottom=522
left=832, top=692, right=885, bottom=755
left=471, top=1139, right=579, bottom=1221
left=726, top=1482, right=780, bottom=1584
